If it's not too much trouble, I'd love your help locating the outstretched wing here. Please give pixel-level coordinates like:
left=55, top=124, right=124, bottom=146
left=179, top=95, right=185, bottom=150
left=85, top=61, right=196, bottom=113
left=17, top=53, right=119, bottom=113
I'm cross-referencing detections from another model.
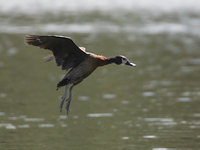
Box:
left=25, top=35, right=88, bottom=70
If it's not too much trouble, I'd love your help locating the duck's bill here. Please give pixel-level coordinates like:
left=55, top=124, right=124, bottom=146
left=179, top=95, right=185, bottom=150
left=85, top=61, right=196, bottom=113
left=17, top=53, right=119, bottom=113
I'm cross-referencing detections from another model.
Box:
left=125, top=61, right=136, bottom=67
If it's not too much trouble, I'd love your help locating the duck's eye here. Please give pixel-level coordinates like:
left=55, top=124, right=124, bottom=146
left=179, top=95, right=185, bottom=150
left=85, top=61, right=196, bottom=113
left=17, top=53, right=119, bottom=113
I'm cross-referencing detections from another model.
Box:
left=121, top=57, right=127, bottom=64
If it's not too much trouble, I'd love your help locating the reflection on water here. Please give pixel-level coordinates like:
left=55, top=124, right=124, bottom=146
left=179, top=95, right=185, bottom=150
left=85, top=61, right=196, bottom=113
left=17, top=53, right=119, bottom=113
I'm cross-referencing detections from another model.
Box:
left=152, top=148, right=174, bottom=150
left=1, top=0, right=200, bottom=17
left=0, top=0, right=200, bottom=149
left=121, top=136, right=129, bottom=140
left=144, top=118, right=177, bottom=126
left=24, top=118, right=45, bottom=122
left=143, top=135, right=157, bottom=139
left=0, top=0, right=200, bottom=35
left=142, top=91, right=155, bottom=97
left=18, top=124, right=30, bottom=128
left=59, top=115, right=67, bottom=119
left=0, top=112, right=5, bottom=116
left=0, top=123, right=16, bottom=130
left=177, top=97, right=191, bottom=102
left=103, top=94, right=116, bottom=99
left=78, top=96, right=89, bottom=101
left=0, top=93, right=7, bottom=98
left=87, top=113, right=113, bottom=118
left=38, top=124, right=55, bottom=128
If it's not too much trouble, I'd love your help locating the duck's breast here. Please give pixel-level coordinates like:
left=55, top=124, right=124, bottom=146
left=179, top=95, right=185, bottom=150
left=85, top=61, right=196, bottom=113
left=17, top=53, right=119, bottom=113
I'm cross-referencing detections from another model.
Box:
left=66, top=57, right=98, bottom=84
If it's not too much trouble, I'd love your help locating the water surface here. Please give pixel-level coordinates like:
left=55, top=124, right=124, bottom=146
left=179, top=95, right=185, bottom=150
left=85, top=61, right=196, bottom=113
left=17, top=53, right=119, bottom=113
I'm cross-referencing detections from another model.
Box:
left=0, top=0, right=200, bottom=150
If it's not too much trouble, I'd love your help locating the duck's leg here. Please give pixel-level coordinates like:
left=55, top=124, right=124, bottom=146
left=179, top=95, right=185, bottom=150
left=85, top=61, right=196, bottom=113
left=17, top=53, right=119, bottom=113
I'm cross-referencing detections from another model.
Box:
left=60, top=85, right=69, bottom=112
left=65, top=85, right=74, bottom=114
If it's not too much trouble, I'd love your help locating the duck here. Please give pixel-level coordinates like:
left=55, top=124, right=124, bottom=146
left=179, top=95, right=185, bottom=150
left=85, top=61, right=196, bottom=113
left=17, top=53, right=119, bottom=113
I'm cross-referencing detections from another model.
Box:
left=25, top=35, right=136, bottom=114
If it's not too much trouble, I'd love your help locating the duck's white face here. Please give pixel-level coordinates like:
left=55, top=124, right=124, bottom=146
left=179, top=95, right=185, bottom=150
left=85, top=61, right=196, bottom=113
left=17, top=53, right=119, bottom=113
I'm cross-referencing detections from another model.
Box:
left=121, top=56, right=136, bottom=67
left=121, top=56, right=128, bottom=64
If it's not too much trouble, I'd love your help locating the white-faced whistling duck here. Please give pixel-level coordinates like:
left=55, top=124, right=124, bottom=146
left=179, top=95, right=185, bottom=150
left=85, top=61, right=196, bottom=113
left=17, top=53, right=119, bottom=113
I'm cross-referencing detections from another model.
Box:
left=25, top=35, right=136, bottom=114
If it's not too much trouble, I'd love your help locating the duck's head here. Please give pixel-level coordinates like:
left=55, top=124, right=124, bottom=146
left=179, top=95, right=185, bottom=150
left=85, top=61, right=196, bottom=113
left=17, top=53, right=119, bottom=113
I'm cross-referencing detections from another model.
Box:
left=112, top=55, right=136, bottom=67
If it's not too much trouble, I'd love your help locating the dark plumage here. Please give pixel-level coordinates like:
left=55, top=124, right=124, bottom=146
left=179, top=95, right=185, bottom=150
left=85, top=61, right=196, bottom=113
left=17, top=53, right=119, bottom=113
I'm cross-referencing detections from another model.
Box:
left=25, top=35, right=136, bottom=114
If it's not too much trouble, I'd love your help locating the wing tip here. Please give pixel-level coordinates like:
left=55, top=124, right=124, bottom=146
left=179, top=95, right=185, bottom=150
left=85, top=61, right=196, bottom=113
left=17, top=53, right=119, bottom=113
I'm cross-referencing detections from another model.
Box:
left=24, top=35, right=37, bottom=45
left=24, top=34, right=42, bottom=46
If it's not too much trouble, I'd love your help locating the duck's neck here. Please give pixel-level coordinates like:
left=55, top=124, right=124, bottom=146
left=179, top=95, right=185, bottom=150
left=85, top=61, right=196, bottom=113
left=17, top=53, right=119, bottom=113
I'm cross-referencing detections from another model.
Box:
left=106, top=57, right=117, bottom=64
left=96, top=56, right=116, bottom=66
left=90, top=53, right=117, bottom=67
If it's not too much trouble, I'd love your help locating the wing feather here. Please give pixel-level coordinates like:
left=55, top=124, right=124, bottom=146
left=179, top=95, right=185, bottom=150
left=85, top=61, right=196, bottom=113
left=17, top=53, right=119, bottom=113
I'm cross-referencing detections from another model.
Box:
left=25, top=35, right=87, bottom=70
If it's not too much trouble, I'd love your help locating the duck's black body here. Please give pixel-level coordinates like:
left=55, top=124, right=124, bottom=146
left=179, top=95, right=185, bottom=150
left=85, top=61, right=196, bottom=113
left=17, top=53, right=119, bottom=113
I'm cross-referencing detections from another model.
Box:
left=25, top=35, right=136, bottom=114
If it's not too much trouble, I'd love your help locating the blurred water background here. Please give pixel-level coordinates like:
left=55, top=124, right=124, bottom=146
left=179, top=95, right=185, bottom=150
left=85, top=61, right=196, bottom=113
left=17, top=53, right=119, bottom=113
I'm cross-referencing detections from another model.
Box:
left=0, top=0, right=200, bottom=150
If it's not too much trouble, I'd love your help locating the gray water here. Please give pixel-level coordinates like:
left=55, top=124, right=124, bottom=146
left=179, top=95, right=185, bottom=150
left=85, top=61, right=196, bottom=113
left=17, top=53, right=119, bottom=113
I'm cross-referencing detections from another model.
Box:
left=0, top=0, right=200, bottom=150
